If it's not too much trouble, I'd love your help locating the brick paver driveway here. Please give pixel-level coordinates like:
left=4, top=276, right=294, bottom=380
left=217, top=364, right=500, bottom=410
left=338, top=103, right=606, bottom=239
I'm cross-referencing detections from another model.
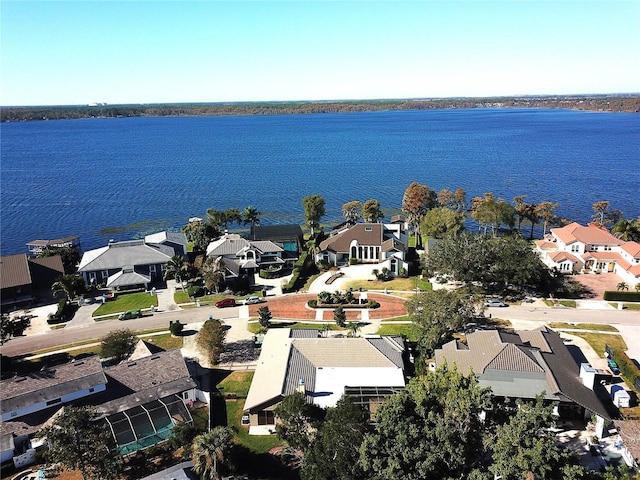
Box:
left=248, top=293, right=407, bottom=321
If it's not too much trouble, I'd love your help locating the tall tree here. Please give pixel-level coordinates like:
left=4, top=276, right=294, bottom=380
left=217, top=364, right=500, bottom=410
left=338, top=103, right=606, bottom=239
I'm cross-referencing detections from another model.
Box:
left=100, top=329, right=138, bottom=363
left=402, top=182, right=437, bottom=248
left=257, top=305, right=272, bottom=329
left=196, top=318, right=226, bottom=366
left=489, top=397, right=581, bottom=480
left=207, top=208, right=242, bottom=232
left=242, top=205, right=261, bottom=230
left=535, top=201, right=559, bottom=236
left=361, top=199, right=384, bottom=223
left=38, top=406, right=122, bottom=480
left=437, top=188, right=455, bottom=208
left=333, top=305, right=346, bottom=327
left=407, top=289, right=477, bottom=358
left=301, top=396, right=369, bottom=480
left=360, top=367, right=490, bottom=480
left=191, top=427, right=235, bottom=480
left=454, top=187, right=467, bottom=211
left=342, top=200, right=362, bottom=225
left=182, top=219, right=217, bottom=252
left=611, top=218, right=640, bottom=242
left=421, top=206, right=465, bottom=239
left=275, top=392, right=324, bottom=453
left=201, top=255, right=226, bottom=293
left=302, top=194, right=326, bottom=237
left=164, top=254, right=189, bottom=289
left=592, top=200, right=611, bottom=226
left=51, top=274, right=84, bottom=302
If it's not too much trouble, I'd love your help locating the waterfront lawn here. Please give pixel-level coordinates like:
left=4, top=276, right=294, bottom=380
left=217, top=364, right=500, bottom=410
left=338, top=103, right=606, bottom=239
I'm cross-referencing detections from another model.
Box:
left=92, top=292, right=158, bottom=317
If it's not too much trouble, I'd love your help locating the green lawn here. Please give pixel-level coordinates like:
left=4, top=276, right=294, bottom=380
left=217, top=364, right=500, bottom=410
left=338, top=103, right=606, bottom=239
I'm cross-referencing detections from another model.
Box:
left=549, top=322, right=619, bottom=332
left=247, top=321, right=343, bottom=335
left=216, top=372, right=283, bottom=453
left=376, top=322, right=419, bottom=341
left=92, top=292, right=158, bottom=317
left=543, top=299, right=577, bottom=308
left=608, top=302, right=640, bottom=311
left=217, top=371, right=253, bottom=398
left=571, top=332, right=627, bottom=359
left=345, top=276, right=432, bottom=292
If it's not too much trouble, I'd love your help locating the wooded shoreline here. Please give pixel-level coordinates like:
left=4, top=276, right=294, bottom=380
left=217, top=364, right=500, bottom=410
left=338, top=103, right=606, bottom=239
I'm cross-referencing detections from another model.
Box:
left=2, top=94, right=639, bottom=122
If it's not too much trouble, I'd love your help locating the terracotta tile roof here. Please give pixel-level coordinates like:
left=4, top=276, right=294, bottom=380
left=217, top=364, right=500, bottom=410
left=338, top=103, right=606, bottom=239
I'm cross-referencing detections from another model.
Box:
left=629, top=264, right=640, bottom=277
left=582, top=251, right=623, bottom=262
left=535, top=239, right=557, bottom=250
left=551, top=222, right=622, bottom=246
left=549, top=251, right=579, bottom=263
left=621, top=241, right=640, bottom=258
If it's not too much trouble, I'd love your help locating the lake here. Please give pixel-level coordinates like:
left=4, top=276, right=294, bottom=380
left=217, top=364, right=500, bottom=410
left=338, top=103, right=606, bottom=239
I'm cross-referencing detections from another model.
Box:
left=1, top=108, right=638, bottom=256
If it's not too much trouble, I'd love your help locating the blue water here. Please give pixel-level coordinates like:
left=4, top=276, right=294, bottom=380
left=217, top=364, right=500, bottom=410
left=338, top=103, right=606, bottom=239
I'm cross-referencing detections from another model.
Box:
left=1, top=109, right=639, bottom=256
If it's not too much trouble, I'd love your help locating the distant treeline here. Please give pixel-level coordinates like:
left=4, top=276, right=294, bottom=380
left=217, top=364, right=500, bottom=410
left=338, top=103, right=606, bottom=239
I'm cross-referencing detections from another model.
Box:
left=2, top=95, right=639, bottom=122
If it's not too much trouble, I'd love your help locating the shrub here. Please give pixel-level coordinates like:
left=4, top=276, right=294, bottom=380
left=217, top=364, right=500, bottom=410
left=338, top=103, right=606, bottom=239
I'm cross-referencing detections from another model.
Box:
left=186, top=285, right=203, bottom=298
left=283, top=268, right=301, bottom=293
left=308, top=299, right=318, bottom=308
left=259, top=268, right=284, bottom=279
left=316, top=259, right=331, bottom=271
left=603, top=291, right=640, bottom=302
left=349, top=258, right=359, bottom=265
left=367, top=300, right=380, bottom=309
left=294, top=251, right=308, bottom=269
left=47, top=298, right=77, bottom=324
left=169, top=320, right=184, bottom=336
left=610, top=348, right=640, bottom=393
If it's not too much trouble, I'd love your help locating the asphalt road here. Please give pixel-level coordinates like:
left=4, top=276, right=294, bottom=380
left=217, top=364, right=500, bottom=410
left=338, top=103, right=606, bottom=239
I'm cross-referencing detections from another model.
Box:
left=0, top=304, right=242, bottom=358
left=1, top=300, right=638, bottom=359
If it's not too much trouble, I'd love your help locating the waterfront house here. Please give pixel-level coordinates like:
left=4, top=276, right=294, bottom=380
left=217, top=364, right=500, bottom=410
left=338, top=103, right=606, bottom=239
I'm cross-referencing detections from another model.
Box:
left=243, top=329, right=407, bottom=434
left=535, top=222, right=640, bottom=288
left=144, top=231, right=188, bottom=256
left=315, top=222, right=409, bottom=275
left=0, top=254, right=65, bottom=312
left=249, top=224, right=304, bottom=255
left=434, top=327, right=611, bottom=433
left=205, top=233, right=288, bottom=281
left=77, top=237, right=175, bottom=290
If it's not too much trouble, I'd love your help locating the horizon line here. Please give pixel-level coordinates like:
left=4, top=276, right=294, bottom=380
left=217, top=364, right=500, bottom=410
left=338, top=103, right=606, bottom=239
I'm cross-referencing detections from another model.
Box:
left=3, top=92, right=639, bottom=109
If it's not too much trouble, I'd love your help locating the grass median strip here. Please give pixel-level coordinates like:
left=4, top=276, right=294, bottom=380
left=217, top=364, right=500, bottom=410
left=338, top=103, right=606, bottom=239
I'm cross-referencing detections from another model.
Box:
left=549, top=322, right=619, bottom=332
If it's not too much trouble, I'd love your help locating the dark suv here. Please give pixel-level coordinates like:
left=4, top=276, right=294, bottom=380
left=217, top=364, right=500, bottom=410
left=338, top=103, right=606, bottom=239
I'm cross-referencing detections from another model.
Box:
left=119, top=309, right=142, bottom=320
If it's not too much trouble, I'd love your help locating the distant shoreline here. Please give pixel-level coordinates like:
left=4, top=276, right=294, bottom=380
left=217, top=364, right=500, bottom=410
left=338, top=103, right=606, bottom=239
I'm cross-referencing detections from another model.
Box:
left=2, top=94, right=639, bottom=122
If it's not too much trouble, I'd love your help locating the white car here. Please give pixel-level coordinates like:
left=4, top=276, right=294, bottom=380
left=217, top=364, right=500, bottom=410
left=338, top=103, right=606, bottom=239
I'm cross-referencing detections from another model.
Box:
left=484, top=298, right=507, bottom=307
left=245, top=296, right=263, bottom=305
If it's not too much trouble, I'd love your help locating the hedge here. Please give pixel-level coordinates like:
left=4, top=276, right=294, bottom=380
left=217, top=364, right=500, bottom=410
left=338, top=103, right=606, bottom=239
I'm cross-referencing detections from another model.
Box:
left=603, top=291, right=640, bottom=302
left=610, top=348, right=640, bottom=394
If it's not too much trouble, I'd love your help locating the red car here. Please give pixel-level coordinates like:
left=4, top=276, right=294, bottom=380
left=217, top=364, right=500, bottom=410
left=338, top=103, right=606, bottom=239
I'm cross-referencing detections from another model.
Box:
left=215, top=298, right=236, bottom=308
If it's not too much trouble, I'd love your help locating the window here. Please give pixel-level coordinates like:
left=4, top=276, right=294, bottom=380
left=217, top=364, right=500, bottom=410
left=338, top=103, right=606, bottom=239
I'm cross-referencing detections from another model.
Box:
left=46, top=398, right=62, bottom=406
left=365, top=226, right=373, bottom=232
left=570, top=245, right=579, bottom=252
left=89, top=388, right=95, bottom=393
left=258, top=411, right=275, bottom=425
left=603, top=245, right=612, bottom=251
left=102, top=270, right=109, bottom=280
left=149, top=265, right=156, bottom=273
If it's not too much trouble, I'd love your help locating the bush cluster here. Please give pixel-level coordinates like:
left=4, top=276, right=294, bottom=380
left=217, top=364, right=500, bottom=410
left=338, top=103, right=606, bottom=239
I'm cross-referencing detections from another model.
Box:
left=186, top=285, right=203, bottom=298
left=603, top=291, right=640, bottom=302
left=259, top=268, right=285, bottom=279
left=283, top=252, right=309, bottom=293
left=610, top=348, right=640, bottom=393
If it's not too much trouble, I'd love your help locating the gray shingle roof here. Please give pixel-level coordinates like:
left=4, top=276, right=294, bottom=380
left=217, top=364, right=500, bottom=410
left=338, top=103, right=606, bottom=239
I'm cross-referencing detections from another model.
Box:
left=319, top=224, right=384, bottom=253
left=0, top=356, right=106, bottom=415
left=78, top=240, right=173, bottom=272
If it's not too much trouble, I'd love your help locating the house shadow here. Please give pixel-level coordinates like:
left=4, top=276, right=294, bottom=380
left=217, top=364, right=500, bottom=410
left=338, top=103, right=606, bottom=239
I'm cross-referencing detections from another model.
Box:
left=566, top=345, right=589, bottom=367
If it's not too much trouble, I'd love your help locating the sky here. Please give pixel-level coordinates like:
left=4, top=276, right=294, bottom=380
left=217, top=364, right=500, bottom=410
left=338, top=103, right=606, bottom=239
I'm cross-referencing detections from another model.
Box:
left=1, top=1, right=639, bottom=106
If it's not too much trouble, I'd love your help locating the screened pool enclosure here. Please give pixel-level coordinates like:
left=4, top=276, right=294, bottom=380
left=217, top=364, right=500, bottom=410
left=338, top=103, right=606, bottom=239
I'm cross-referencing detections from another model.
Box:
left=104, top=394, right=193, bottom=455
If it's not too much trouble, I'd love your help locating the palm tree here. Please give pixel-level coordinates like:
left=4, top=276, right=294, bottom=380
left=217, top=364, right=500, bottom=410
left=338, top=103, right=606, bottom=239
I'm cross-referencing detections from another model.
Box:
left=201, top=256, right=226, bottom=293
left=51, top=274, right=83, bottom=302
left=611, top=218, right=640, bottom=242
left=347, top=321, right=360, bottom=337
left=242, top=205, right=261, bottom=237
left=191, top=427, right=234, bottom=480
left=164, top=255, right=188, bottom=290
left=617, top=282, right=629, bottom=292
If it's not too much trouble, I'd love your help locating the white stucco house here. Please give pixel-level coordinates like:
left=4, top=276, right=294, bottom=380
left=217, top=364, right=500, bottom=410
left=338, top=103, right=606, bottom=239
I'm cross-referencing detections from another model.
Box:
left=315, top=223, right=409, bottom=276
left=535, top=222, right=640, bottom=288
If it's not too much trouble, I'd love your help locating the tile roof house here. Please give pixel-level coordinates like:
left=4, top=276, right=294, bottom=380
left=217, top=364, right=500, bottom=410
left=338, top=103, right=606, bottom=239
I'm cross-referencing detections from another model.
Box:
left=77, top=236, right=176, bottom=289
left=435, top=327, right=612, bottom=429
left=535, top=222, right=640, bottom=287
left=316, top=222, right=409, bottom=275
left=243, top=329, right=407, bottom=434
left=205, top=233, right=289, bottom=280
left=0, top=254, right=65, bottom=312
left=0, top=349, right=199, bottom=466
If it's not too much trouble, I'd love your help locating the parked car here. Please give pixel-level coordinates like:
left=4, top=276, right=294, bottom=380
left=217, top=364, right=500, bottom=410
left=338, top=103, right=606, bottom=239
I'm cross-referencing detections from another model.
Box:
left=245, top=296, right=263, bottom=305
left=484, top=299, right=507, bottom=307
left=215, top=298, right=236, bottom=308
left=119, top=309, right=142, bottom=320
left=607, top=358, right=620, bottom=375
